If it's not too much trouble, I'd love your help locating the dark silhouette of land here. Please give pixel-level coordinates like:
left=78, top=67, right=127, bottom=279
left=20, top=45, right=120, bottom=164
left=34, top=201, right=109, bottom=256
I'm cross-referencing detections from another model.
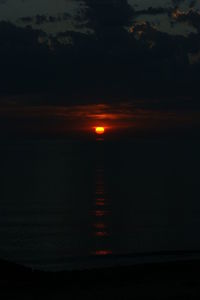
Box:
left=1, top=257, right=200, bottom=299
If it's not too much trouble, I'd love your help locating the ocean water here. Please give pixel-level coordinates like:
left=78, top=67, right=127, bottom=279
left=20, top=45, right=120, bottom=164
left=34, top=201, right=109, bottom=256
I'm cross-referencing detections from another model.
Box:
left=0, top=138, right=200, bottom=270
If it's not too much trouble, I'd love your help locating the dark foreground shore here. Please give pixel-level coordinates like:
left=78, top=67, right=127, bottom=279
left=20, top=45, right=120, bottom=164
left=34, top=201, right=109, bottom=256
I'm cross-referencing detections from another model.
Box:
left=1, top=259, right=200, bottom=299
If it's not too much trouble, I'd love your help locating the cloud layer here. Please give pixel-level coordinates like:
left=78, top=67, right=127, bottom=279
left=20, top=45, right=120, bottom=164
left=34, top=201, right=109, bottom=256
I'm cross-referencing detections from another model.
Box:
left=0, top=0, right=199, bottom=107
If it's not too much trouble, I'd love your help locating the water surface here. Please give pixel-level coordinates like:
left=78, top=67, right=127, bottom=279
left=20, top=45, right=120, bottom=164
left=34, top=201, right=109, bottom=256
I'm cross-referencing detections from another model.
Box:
left=0, top=138, right=200, bottom=270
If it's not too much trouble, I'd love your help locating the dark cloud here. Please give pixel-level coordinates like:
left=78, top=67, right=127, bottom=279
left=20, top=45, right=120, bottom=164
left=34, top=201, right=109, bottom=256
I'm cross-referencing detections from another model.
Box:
left=171, top=0, right=185, bottom=6
left=135, top=7, right=170, bottom=16
left=0, top=0, right=200, bottom=107
left=189, top=0, right=197, bottom=8
left=19, top=16, right=33, bottom=23
left=172, top=8, right=200, bottom=32
left=19, top=13, right=72, bottom=25
left=82, top=0, right=134, bottom=28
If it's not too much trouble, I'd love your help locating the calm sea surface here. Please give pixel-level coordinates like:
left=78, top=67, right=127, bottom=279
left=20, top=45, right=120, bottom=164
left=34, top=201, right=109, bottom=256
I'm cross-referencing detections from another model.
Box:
left=1, top=139, right=200, bottom=270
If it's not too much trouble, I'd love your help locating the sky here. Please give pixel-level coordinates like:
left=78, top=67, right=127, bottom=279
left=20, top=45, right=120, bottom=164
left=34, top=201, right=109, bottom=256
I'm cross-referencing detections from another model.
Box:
left=0, top=0, right=200, bottom=137
left=0, top=0, right=199, bottom=36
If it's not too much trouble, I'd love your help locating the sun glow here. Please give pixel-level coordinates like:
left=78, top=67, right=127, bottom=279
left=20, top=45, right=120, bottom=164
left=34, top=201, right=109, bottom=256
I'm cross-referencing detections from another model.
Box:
left=95, top=127, right=105, bottom=135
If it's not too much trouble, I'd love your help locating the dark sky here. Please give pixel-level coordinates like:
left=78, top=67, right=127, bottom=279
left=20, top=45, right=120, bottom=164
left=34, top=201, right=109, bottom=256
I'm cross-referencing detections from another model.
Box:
left=0, top=0, right=199, bottom=36
left=0, top=0, right=200, bottom=137
left=0, top=0, right=200, bottom=100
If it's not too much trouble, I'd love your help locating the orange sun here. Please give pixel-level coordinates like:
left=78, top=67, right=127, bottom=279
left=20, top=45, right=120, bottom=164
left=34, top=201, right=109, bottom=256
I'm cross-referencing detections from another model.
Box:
left=95, top=127, right=105, bottom=135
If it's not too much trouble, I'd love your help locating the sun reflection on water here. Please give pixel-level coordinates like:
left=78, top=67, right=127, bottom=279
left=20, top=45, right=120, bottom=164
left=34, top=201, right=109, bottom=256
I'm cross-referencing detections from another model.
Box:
left=91, top=155, right=112, bottom=256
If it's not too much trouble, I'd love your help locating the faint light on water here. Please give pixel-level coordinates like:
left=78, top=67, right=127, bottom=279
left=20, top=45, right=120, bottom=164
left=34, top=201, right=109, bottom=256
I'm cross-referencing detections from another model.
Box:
left=95, top=201, right=106, bottom=206
left=94, top=250, right=112, bottom=256
left=95, top=231, right=110, bottom=237
left=94, top=210, right=108, bottom=217
left=91, top=162, right=112, bottom=256
left=94, top=223, right=107, bottom=229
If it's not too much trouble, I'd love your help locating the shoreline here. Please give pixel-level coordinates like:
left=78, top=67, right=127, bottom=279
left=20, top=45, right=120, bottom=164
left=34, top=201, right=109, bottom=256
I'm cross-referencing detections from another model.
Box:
left=1, top=258, right=200, bottom=299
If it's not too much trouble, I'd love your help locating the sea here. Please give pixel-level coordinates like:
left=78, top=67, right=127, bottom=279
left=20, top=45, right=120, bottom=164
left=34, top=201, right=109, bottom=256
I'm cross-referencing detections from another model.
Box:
left=1, top=138, right=200, bottom=271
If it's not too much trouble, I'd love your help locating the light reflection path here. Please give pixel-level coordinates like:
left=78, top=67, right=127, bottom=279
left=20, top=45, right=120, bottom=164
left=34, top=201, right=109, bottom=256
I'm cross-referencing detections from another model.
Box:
left=91, top=139, right=112, bottom=256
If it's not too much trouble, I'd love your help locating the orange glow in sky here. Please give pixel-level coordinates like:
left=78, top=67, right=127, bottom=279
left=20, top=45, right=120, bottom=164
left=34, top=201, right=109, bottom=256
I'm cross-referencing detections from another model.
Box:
left=95, top=127, right=105, bottom=135
left=1, top=102, right=196, bottom=139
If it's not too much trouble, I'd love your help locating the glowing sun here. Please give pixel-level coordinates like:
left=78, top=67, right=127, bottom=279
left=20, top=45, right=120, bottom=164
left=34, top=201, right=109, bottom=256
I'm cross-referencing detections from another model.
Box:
left=95, top=127, right=105, bottom=135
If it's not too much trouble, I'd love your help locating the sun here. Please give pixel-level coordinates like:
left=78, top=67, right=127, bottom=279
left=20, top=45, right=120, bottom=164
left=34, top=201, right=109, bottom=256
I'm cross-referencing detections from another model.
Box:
left=95, top=127, right=105, bottom=135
